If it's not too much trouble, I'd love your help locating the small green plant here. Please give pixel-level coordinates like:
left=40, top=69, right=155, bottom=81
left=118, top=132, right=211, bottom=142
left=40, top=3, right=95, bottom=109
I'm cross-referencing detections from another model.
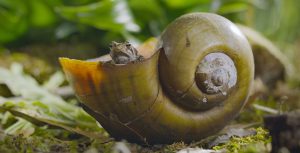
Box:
left=213, top=127, right=271, bottom=153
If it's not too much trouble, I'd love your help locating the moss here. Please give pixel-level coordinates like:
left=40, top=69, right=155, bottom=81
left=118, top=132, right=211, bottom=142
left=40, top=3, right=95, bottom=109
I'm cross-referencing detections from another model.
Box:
left=0, top=133, right=74, bottom=153
left=212, top=127, right=271, bottom=153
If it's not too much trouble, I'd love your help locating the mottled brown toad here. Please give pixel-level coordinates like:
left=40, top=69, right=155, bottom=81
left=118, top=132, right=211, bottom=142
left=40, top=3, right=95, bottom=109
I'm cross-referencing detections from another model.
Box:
left=109, top=41, right=144, bottom=64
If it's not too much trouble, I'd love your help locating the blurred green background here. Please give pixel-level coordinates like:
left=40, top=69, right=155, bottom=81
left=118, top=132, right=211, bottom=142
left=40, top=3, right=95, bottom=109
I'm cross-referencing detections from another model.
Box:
left=0, top=0, right=299, bottom=66
left=0, top=1, right=299, bottom=152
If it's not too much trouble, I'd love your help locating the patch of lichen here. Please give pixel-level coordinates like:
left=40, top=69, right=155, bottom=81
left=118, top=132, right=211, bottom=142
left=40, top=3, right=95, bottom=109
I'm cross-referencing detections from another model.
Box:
left=212, top=127, right=271, bottom=153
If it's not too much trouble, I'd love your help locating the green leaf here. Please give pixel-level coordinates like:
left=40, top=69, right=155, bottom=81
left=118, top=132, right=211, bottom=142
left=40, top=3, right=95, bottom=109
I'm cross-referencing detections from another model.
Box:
left=0, top=0, right=60, bottom=44
left=164, top=0, right=212, bottom=9
left=129, top=0, right=165, bottom=23
left=0, top=0, right=28, bottom=44
left=0, top=63, right=107, bottom=140
left=42, top=71, right=65, bottom=91
left=4, top=118, right=35, bottom=137
left=128, top=0, right=167, bottom=36
left=55, top=0, right=140, bottom=33
left=217, top=2, right=249, bottom=14
left=28, top=0, right=57, bottom=27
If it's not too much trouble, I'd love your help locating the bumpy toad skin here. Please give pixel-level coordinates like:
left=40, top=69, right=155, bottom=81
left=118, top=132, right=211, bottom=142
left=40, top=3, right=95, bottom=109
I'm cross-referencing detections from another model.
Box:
left=109, top=41, right=143, bottom=64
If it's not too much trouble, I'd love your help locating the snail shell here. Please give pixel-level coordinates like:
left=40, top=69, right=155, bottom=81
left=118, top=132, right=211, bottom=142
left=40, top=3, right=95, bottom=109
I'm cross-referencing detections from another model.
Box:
left=59, top=13, right=254, bottom=144
left=237, top=24, right=294, bottom=88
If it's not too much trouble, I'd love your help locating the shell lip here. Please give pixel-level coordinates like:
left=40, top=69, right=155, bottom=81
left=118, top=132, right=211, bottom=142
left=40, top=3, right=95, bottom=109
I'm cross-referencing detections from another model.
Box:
left=59, top=48, right=160, bottom=68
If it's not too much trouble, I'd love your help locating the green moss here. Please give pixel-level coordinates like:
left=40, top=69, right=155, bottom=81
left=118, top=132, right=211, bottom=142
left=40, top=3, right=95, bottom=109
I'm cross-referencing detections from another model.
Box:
left=0, top=132, right=76, bottom=153
left=212, top=127, right=271, bottom=153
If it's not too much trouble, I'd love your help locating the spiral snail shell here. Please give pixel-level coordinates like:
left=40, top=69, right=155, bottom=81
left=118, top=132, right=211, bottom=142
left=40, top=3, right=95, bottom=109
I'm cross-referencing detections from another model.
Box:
left=59, top=13, right=254, bottom=144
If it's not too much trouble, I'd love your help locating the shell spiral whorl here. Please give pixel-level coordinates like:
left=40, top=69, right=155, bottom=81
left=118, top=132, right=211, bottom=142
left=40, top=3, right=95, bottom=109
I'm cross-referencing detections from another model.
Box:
left=196, top=53, right=237, bottom=95
left=159, top=13, right=253, bottom=111
left=60, top=13, right=254, bottom=144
